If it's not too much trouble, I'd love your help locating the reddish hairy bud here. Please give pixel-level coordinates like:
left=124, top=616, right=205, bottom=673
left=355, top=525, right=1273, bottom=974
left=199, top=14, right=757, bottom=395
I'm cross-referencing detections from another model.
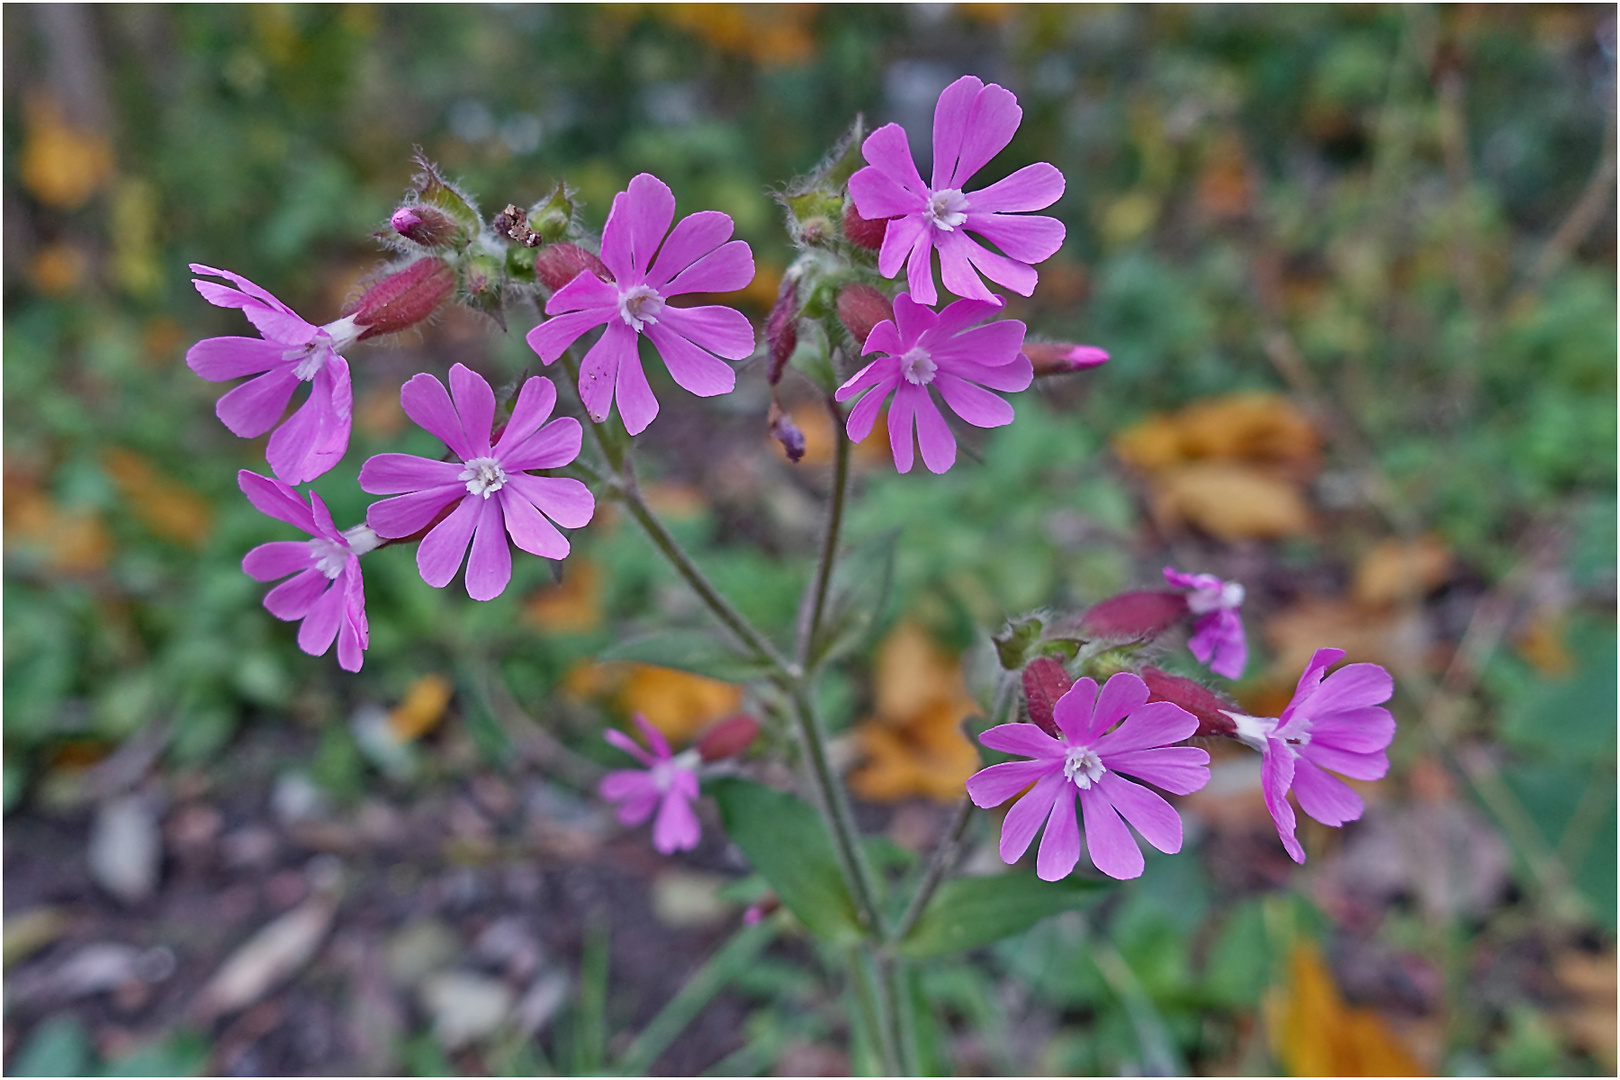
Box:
left=697, top=714, right=761, bottom=762
left=842, top=199, right=889, bottom=251
left=353, top=258, right=455, bottom=339
left=1140, top=666, right=1237, bottom=738
left=391, top=205, right=458, bottom=248
left=768, top=397, right=806, bottom=464
left=766, top=277, right=799, bottom=385
left=535, top=242, right=612, bottom=291
left=1080, top=590, right=1189, bottom=643
left=1021, top=657, right=1073, bottom=739
left=836, top=283, right=892, bottom=348
left=1024, top=342, right=1110, bottom=376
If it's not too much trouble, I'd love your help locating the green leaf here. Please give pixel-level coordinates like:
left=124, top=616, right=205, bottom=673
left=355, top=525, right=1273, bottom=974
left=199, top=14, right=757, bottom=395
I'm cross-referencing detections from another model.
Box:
left=806, top=529, right=899, bottom=669
left=11, top=1016, right=92, bottom=1077
left=1500, top=622, right=1617, bottom=761
left=899, top=873, right=1108, bottom=960
left=99, top=1031, right=210, bottom=1077
left=599, top=632, right=775, bottom=683
left=709, top=778, right=865, bottom=944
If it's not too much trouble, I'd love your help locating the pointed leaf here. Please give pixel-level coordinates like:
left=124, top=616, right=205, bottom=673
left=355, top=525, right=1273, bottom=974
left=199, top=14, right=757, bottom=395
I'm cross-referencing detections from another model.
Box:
left=899, top=872, right=1107, bottom=960
left=805, top=528, right=899, bottom=669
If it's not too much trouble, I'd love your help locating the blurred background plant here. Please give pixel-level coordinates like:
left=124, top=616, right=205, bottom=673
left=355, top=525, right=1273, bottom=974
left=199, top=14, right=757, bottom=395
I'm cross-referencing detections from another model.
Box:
left=3, top=4, right=1613, bottom=1076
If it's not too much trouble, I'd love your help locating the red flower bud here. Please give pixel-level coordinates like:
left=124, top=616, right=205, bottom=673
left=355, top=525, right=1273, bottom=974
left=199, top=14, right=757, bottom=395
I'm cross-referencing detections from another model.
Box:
left=535, top=242, right=612, bottom=292
left=697, top=714, right=760, bottom=762
left=1140, top=666, right=1237, bottom=738
left=1021, top=657, right=1073, bottom=739
left=1080, top=590, right=1189, bottom=643
left=766, top=277, right=799, bottom=385
left=836, top=283, right=893, bottom=348
left=391, top=205, right=458, bottom=248
left=842, top=200, right=890, bottom=251
left=1024, top=342, right=1110, bottom=376
left=353, top=258, right=456, bottom=339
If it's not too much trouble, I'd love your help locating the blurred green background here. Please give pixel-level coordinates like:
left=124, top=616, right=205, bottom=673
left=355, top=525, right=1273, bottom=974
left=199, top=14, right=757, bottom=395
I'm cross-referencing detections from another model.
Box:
left=3, top=5, right=1615, bottom=1076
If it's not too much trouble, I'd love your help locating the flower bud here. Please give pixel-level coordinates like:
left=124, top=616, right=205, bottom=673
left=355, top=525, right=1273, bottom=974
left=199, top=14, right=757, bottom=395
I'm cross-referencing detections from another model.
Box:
left=535, top=242, right=612, bottom=292
left=528, top=183, right=575, bottom=243
left=353, top=258, right=456, bottom=339
left=841, top=199, right=889, bottom=251
left=1021, top=657, right=1072, bottom=739
left=697, top=714, right=761, bottom=762
left=1079, top=590, right=1188, bottom=643
left=766, top=277, right=799, bottom=385
left=390, top=205, right=458, bottom=248
left=463, top=252, right=507, bottom=330
left=768, top=397, right=806, bottom=464
left=411, top=150, right=482, bottom=230
left=836, top=283, right=892, bottom=347
left=1024, top=342, right=1110, bottom=376
left=1140, top=666, right=1237, bottom=738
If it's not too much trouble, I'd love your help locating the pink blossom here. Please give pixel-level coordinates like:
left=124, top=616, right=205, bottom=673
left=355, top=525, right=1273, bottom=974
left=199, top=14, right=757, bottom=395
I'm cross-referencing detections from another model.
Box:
left=358, top=364, right=594, bottom=601
left=966, top=672, right=1209, bottom=881
left=1163, top=566, right=1248, bottom=679
left=525, top=173, right=756, bottom=435
left=834, top=293, right=1031, bottom=474
left=599, top=713, right=702, bottom=854
left=187, top=265, right=359, bottom=484
left=1224, top=648, right=1395, bottom=864
left=238, top=470, right=375, bottom=672
left=848, top=75, right=1065, bottom=306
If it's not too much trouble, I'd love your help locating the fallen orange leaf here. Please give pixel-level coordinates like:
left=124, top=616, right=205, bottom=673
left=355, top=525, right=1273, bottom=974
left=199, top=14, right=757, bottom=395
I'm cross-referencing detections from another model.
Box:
left=19, top=96, right=114, bottom=211
left=387, top=673, right=454, bottom=742
left=1553, top=947, right=1618, bottom=1072
left=1263, top=595, right=1430, bottom=680
left=773, top=401, right=889, bottom=468
left=3, top=467, right=114, bottom=574
left=848, top=623, right=981, bottom=804
left=103, top=448, right=213, bottom=547
left=523, top=559, right=603, bottom=635
left=1352, top=536, right=1452, bottom=609
left=1149, top=461, right=1314, bottom=541
left=1265, top=941, right=1427, bottom=1076
left=1514, top=606, right=1576, bottom=678
left=617, top=663, right=743, bottom=743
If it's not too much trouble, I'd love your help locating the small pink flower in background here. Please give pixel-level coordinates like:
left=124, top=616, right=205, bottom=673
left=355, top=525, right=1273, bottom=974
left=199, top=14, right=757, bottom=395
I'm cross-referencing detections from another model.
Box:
left=526, top=173, right=756, bottom=435
left=848, top=74, right=1065, bottom=306
left=1163, top=566, right=1248, bottom=679
left=238, top=470, right=375, bottom=672
left=599, top=713, right=703, bottom=855
left=187, top=265, right=359, bottom=484
left=966, top=672, right=1209, bottom=881
left=359, top=364, right=594, bottom=602
left=1224, top=648, right=1395, bottom=864
left=835, top=293, right=1031, bottom=474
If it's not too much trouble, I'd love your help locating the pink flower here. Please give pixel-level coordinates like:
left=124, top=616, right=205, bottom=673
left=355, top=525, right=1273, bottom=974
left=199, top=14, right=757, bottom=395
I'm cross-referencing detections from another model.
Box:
left=834, top=293, right=1031, bottom=474
left=1224, top=648, right=1395, bottom=864
left=238, top=470, right=375, bottom=672
left=187, top=264, right=359, bottom=484
left=1163, top=566, right=1248, bottom=679
left=525, top=173, right=756, bottom=435
left=599, top=714, right=702, bottom=855
left=966, top=672, right=1209, bottom=881
left=358, top=364, right=594, bottom=601
left=848, top=75, right=1065, bottom=306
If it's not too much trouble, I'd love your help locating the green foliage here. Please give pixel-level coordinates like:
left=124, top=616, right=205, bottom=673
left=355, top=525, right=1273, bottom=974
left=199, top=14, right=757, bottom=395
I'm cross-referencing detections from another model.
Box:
left=900, top=872, right=1107, bottom=960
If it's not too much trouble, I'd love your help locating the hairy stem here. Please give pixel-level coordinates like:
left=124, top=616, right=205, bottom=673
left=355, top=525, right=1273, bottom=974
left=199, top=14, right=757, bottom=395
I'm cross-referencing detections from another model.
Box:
left=797, top=395, right=851, bottom=669
left=892, top=795, right=975, bottom=944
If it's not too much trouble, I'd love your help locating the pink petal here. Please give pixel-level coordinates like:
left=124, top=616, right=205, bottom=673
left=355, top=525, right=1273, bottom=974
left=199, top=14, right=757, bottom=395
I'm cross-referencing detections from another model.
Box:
left=416, top=496, right=479, bottom=588
left=577, top=320, right=636, bottom=426
left=848, top=166, right=921, bottom=220
left=932, top=76, right=1021, bottom=191
left=891, top=292, right=938, bottom=345
left=933, top=373, right=1014, bottom=429
left=492, top=376, right=559, bottom=459
left=497, top=488, right=570, bottom=560
left=1314, top=662, right=1395, bottom=711
left=660, top=239, right=754, bottom=297
left=1190, top=610, right=1248, bottom=679
left=966, top=758, right=1060, bottom=808
left=1090, top=672, right=1152, bottom=738
left=1282, top=648, right=1345, bottom=718
left=655, top=304, right=756, bottom=361
left=965, top=212, right=1066, bottom=264
left=190, top=264, right=297, bottom=314
left=599, top=768, right=652, bottom=801
left=861, top=319, right=903, bottom=358
left=910, top=388, right=957, bottom=474
left=835, top=356, right=893, bottom=402
left=938, top=355, right=1035, bottom=393
left=968, top=161, right=1065, bottom=213
left=843, top=375, right=896, bottom=443
left=1078, top=785, right=1144, bottom=880
left=463, top=497, right=512, bottom=601
left=1035, top=786, right=1082, bottom=881
left=1291, top=757, right=1365, bottom=827
left=359, top=453, right=465, bottom=495
left=903, top=226, right=942, bottom=306
left=935, top=232, right=1001, bottom=303
left=1096, top=773, right=1183, bottom=855
left=501, top=418, right=583, bottom=472
left=505, top=474, right=595, bottom=529
left=647, top=210, right=734, bottom=290
left=527, top=306, right=614, bottom=364
left=240, top=302, right=319, bottom=346
left=614, top=348, right=660, bottom=436
left=644, top=323, right=738, bottom=398
left=544, top=271, right=620, bottom=316
left=603, top=173, right=676, bottom=280
left=604, top=729, right=656, bottom=767
left=447, top=363, right=496, bottom=458
left=216, top=368, right=300, bottom=439
left=977, top=722, right=1065, bottom=760
left=1309, top=706, right=1397, bottom=754
left=187, top=336, right=289, bottom=381
left=265, top=364, right=348, bottom=485
left=859, top=123, right=928, bottom=199
left=1262, top=738, right=1304, bottom=863
left=1105, top=745, right=1211, bottom=796
left=1300, top=742, right=1388, bottom=782
left=940, top=230, right=1039, bottom=298
left=1051, top=678, right=1099, bottom=744
left=400, top=372, right=477, bottom=460
left=263, top=568, right=327, bottom=620
left=652, top=789, right=701, bottom=854
left=306, top=489, right=341, bottom=543
left=633, top=714, right=674, bottom=760
left=365, top=486, right=464, bottom=539
left=929, top=319, right=1028, bottom=368
left=886, top=382, right=917, bottom=473
left=999, top=771, right=1066, bottom=865
left=296, top=576, right=345, bottom=657
left=1093, top=700, right=1199, bottom=756
left=335, top=567, right=367, bottom=672
left=243, top=541, right=315, bottom=582
left=238, top=470, right=316, bottom=533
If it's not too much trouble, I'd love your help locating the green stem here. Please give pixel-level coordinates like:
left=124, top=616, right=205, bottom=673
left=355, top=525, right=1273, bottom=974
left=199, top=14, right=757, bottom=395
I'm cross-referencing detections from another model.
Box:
left=875, top=952, right=917, bottom=1076
left=849, top=949, right=902, bottom=1076
left=797, top=395, right=851, bottom=669
left=892, top=795, right=974, bottom=945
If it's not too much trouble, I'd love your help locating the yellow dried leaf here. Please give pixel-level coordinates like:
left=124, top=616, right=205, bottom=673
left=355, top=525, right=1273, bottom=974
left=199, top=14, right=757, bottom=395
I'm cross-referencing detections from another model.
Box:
left=643, top=482, right=707, bottom=520
left=1553, top=947, right=1618, bottom=1072
left=657, top=4, right=818, bottom=66
left=873, top=622, right=965, bottom=718
left=1263, top=595, right=1429, bottom=678
left=524, top=560, right=603, bottom=635
left=1353, top=536, right=1452, bottom=608
left=388, top=673, right=454, bottom=742
left=3, top=469, right=114, bottom=574
left=1150, top=461, right=1313, bottom=541
left=1514, top=607, right=1576, bottom=678
left=1115, top=392, right=1319, bottom=475
left=1265, top=941, right=1427, bottom=1076
left=20, top=97, right=114, bottom=211
left=850, top=623, right=981, bottom=804
left=618, top=664, right=742, bottom=743
left=774, top=402, right=889, bottom=468
left=103, top=449, right=213, bottom=547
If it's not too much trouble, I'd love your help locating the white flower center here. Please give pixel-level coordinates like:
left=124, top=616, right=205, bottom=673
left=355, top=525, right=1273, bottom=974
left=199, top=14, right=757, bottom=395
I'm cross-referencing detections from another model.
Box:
left=1063, top=745, right=1107, bottom=790
left=1187, top=580, right=1245, bottom=615
left=898, top=345, right=937, bottom=386
left=308, top=537, right=350, bottom=580
left=617, top=284, right=665, bottom=331
left=342, top=523, right=381, bottom=557
left=925, top=187, right=969, bottom=231
left=651, top=749, right=700, bottom=793
left=459, top=456, right=507, bottom=499
left=290, top=343, right=330, bottom=382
